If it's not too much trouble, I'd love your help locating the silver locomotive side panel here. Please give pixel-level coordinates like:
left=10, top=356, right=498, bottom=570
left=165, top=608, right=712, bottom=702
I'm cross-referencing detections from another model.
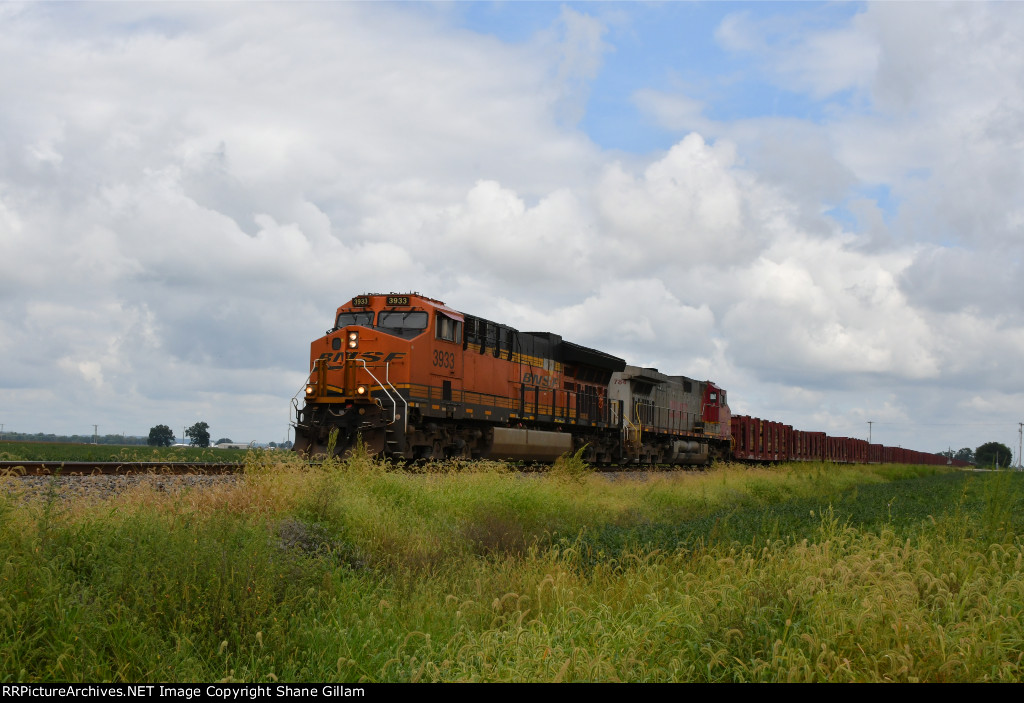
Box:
left=609, top=366, right=713, bottom=464
left=611, top=366, right=706, bottom=432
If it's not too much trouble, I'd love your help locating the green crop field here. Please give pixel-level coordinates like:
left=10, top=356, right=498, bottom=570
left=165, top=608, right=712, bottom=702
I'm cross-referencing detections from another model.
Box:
left=0, top=440, right=249, bottom=463
left=1, top=451, right=1021, bottom=682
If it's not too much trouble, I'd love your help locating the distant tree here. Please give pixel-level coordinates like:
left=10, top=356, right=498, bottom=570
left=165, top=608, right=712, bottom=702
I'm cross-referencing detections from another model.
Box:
left=282, top=440, right=293, bottom=450
left=941, top=448, right=975, bottom=463
left=215, top=437, right=233, bottom=445
left=975, top=442, right=1012, bottom=468
left=147, top=424, right=175, bottom=447
left=186, top=422, right=211, bottom=448
left=6, top=431, right=143, bottom=445
left=268, top=441, right=277, bottom=448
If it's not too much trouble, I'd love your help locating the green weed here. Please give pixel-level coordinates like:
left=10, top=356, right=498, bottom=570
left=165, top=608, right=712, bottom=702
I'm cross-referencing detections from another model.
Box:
left=548, top=445, right=592, bottom=485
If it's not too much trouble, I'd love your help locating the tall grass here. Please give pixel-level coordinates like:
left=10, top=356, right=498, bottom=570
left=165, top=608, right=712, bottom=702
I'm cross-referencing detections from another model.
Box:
left=1, top=455, right=1021, bottom=682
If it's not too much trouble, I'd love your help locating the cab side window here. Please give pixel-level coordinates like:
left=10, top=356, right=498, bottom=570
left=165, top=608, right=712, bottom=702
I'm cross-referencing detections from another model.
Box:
left=436, top=313, right=463, bottom=343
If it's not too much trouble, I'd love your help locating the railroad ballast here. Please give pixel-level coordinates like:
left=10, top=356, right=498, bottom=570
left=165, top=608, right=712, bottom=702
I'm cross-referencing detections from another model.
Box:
left=292, top=292, right=956, bottom=467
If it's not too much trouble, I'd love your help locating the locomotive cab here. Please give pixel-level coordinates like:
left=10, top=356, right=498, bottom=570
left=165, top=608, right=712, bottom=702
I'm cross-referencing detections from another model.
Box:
left=698, top=382, right=731, bottom=439
left=294, top=294, right=444, bottom=455
left=292, top=290, right=471, bottom=456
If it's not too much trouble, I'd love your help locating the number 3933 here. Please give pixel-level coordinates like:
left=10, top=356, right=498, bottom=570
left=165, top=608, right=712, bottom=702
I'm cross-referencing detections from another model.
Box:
left=433, top=350, right=456, bottom=369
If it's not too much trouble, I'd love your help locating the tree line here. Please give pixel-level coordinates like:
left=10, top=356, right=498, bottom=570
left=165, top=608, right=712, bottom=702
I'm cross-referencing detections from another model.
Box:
left=0, top=432, right=148, bottom=445
left=939, top=442, right=1016, bottom=468
left=2, top=425, right=291, bottom=449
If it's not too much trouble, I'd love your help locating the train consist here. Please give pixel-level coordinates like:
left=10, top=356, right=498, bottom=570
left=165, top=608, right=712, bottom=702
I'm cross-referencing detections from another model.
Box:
left=731, top=416, right=958, bottom=466
left=292, top=293, right=954, bottom=467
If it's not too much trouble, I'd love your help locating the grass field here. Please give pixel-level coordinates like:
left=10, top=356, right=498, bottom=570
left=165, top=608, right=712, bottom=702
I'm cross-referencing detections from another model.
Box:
left=0, top=440, right=250, bottom=463
left=1, top=451, right=1021, bottom=682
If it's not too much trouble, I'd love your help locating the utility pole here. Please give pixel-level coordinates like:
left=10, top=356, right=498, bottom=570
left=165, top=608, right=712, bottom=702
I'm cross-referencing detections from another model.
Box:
left=1018, top=422, right=1023, bottom=469
left=93, top=424, right=98, bottom=444
left=867, top=421, right=873, bottom=444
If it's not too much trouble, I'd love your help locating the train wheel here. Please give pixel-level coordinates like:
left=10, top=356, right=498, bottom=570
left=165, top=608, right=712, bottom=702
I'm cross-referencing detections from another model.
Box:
left=429, top=441, right=445, bottom=461
left=292, top=433, right=312, bottom=456
left=449, top=440, right=471, bottom=460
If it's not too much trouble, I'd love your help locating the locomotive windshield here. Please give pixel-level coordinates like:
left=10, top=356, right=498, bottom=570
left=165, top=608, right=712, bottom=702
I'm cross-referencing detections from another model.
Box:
left=378, top=311, right=429, bottom=332
left=336, top=311, right=375, bottom=328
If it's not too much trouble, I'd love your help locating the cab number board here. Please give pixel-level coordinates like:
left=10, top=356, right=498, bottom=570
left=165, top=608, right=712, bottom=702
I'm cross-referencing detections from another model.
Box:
left=386, top=296, right=410, bottom=306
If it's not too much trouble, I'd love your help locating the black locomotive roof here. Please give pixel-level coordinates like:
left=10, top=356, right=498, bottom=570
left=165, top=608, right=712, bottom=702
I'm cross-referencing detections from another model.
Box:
left=520, top=331, right=626, bottom=372
left=560, top=340, right=626, bottom=372
left=518, top=331, right=560, bottom=361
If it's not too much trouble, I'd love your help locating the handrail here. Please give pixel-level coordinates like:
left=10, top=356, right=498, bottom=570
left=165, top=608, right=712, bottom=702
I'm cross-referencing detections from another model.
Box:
left=385, top=362, right=408, bottom=434
left=354, top=358, right=397, bottom=425
left=289, top=373, right=315, bottom=436
left=291, top=368, right=315, bottom=410
left=622, top=401, right=642, bottom=458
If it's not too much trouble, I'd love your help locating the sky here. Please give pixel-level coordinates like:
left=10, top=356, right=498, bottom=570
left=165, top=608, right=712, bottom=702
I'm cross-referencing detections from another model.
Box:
left=1, top=1, right=1022, bottom=458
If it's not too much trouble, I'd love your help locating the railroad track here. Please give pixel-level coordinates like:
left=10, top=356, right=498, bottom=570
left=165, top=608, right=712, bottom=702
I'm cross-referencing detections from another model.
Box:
left=0, top=461, right=243, bottom=476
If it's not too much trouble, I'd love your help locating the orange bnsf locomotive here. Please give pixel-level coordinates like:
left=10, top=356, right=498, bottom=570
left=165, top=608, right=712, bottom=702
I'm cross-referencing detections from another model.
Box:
left=292, top=293, right=732, bottom=464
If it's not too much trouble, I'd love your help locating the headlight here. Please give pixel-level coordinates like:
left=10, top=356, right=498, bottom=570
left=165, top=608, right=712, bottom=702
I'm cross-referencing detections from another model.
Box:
left=356, top=385, right=367, bottom=395
left=305, top=384, right=315, bottom=396
left=347, top=331, right=359, bottom=349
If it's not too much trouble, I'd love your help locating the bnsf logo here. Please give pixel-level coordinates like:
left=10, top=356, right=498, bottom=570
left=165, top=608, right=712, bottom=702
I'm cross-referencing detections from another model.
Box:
left=522, top=373, right=558, bottom=388
left=318, top=351, right=406, bottom=363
